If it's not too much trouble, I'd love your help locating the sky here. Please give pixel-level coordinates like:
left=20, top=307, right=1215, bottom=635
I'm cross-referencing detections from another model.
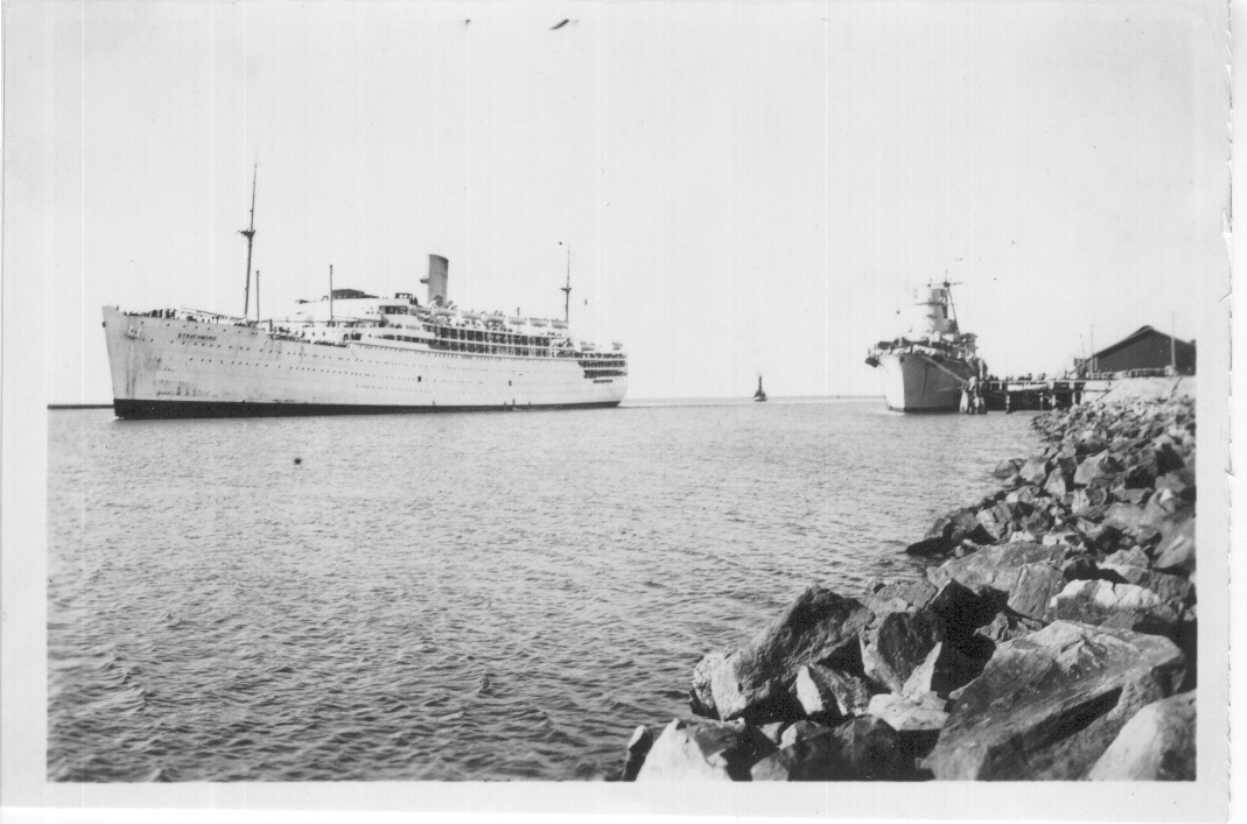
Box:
left=5, top=0, right=1229, bottom=402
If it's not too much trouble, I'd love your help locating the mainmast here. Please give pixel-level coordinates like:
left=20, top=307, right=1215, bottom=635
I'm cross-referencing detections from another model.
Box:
left=559, top=241, right=572, bottom=324
left=239, top=164, right=258, bottom=320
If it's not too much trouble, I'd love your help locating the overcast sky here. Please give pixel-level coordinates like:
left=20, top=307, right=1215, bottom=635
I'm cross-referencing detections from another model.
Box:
left=6, top=0, right=1228, bottom=402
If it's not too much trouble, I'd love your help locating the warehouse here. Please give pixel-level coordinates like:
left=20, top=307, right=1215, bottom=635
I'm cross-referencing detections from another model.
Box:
left=1074, top=325, right=1196, bottom=377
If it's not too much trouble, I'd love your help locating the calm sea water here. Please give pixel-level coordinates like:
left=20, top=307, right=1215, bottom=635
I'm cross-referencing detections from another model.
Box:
left=47, top=399, right=1037, bottom=781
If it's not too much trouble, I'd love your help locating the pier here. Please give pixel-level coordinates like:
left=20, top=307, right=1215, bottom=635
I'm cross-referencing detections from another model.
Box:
left=979, top=377, right=1113, bottom=412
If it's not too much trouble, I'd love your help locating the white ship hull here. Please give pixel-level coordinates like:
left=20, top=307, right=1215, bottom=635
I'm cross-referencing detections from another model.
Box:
left=878, top=352, right=975, bottom=412
left=102, top=307, right=626, bottom=418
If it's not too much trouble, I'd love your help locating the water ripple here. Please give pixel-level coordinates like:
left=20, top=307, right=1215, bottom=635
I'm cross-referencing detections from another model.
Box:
left=47, top=401, right=1036, bottom=780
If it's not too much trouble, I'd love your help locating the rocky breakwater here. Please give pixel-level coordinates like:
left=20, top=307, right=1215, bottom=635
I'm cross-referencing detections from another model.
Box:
left=618, top=395, right=1197, bottom=781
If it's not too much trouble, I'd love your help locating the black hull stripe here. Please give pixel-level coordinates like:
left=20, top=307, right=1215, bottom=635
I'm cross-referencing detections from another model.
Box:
left=113, top=399, right=622, bottom=420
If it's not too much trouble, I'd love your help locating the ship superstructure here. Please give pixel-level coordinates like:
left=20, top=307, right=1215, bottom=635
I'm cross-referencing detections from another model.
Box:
left=864, top=281, right=986, bottom=412
left=102, top=253, right=628, bottom=418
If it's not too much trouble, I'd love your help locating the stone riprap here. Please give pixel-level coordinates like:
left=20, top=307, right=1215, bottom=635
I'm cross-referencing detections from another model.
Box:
left=618, top=393, right=1197, bottom=781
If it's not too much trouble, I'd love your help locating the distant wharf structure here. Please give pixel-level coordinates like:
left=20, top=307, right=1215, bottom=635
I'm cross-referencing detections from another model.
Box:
left=967, top=324, right=1196, bottom=414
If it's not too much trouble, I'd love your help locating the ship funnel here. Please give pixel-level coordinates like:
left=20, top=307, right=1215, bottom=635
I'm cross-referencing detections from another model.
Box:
left=421, top=254, right=449, bottom=307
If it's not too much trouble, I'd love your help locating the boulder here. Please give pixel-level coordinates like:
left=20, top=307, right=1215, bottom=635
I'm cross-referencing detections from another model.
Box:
left=1043, top=468, right=1069, bottom=499
left=1140, top=487, right=1189, bottom=531
left=1048, top=579, right=1183, bottom=637
left=1074, top=518, right=1123, bottom=553
left=778, top=719, right=829, bottom=750
left=975, top=611, right=1045, bottom=644
left=1005, top=485, right=1040, bottom=508
left=903, top=536, right=951, bottom=558
left=1005, top=561, right=1067, bottom=620
left=1153, top=516, right=1195, bottom=574
left=928, top=542, right=1067, bottom=600
left=1017, top=508, right=1055, bottom=537
left=1096, top=563, right=1195, bottom=607
left=864, top=578, right=938, bottom=615
left=757, top=721, right=787, bottom=746
left=1103, top=546, right=1150, bottom=569
left=1153, top=440, right=1187, bottom=474
left=1087, top=691, right=1196, bottom=780
left=926, top=580, right=1002, bottom=639
left=927, top=621, right=1186, bottom=780
left=749, top=716, right=913, bottom=781
left=792, top=664, right=873, bottom=720
left=866, top=693, right=949, bottom=757
left=992, top=459, right=1023, bottom=480
left=1112, top=487, right=1150, bottom=506
left=1154, top=470, right=1195, bottom=501
left=859, top=610, right=944, bottom=693
left=900, top=638, right=994, bottom=698
left=636, top=718, right=773, bottom=781
left=690, top=651, right=726, bottom=717
left=1102, top=502, right=1147, bottom=537
left=1073, top=451, right=1124, bottom=487
left=1122, top=450, right=1159, bottom=488
left=693, top=587, right=873, bottom=722
left=974, top=504, right=1011, bottom=542
left=1018, top=457, right=1050, bottom=486
left=1060, top=554, right=1107, bottom=582
left=621, top=725, right=655, bottom=781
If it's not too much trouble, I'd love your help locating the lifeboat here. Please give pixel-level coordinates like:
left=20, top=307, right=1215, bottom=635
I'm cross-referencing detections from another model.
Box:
left=551, top=319, right=568, bottom=330
left=530, top=318, right=549, bottom=328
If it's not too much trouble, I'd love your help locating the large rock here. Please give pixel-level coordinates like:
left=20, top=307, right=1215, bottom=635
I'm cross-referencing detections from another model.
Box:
left=621, top=725, right=655, bottom=781
left=692, top=587, right=873, bottom=722
left=690, top=651, right=726, bottom=717
left=976, top=610, right=1045, bottom=644
left=1102, top=502, right=1150, bottom=539
left=901, top=638, right=994, bottom=698
left=907, top=507, right=993, bottom=558
left=750, top=716, right=913, bottom=781
left=1043, top=468, right=1069, bottom=499
left=1087, top=691, right=1196, bottom=780
left=1096, top=562, right=1195, bottom=607
left=859, top=610, right=944, bottom=693
left=1153, top=516, right=1195, bottom=574
left=867, top=692, right=948, bottom=734
left=1073, top=451, right=1124, bottom=487
left=1102, top=546, right=1150, bottom=569
left=926, top=580, right=1002, bottom=639
left=928, top=542, right=1067, bottom=600
left=1122, top=450, right=1159, bottom=489
left=864, top=578, right=937, bottom=615
left=974, top=503, right=1012, bottom=542
left=1139, top=487, right=1189, bottom=531
left=792, top=664, right=873, bottom=720
left=926, top=621, right=1186, bottom=780
left=636, top=718, right=772, bottom=781
left=1005, top=561, right=1067, bottom=620
left=867, top=692, right=949, bottom=757
left=1153, top=469, right=1195, bottom=501
left=1018, top=456, right=1050, bottom=486
left=1047, top=579, right=1183, bottom=637
left=992, top=459, right=1023, bottom=480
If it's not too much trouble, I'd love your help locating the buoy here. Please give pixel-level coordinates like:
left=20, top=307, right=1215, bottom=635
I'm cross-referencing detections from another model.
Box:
left=293, top=457, right=302, bottom=465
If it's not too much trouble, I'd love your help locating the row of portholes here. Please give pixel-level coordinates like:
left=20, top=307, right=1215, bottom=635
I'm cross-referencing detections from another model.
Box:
left=185, top=356, right=424, bottom=383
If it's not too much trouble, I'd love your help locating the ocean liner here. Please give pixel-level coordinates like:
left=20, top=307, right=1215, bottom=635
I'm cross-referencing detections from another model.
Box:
left=102, top=178, right=626, bottom=419
left=864, top=280, right=986, bottom=412
left=102, top=253, right=627, bottom=418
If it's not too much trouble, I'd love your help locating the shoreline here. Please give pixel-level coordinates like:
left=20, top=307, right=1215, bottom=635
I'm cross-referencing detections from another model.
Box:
left=618, top=377, right=1197, bottom=781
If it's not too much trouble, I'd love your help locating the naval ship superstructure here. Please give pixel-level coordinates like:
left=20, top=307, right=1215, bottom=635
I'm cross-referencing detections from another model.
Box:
left=102, top=253, right=628, bottom=418
left=864, top=281, right=986, bottom=412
